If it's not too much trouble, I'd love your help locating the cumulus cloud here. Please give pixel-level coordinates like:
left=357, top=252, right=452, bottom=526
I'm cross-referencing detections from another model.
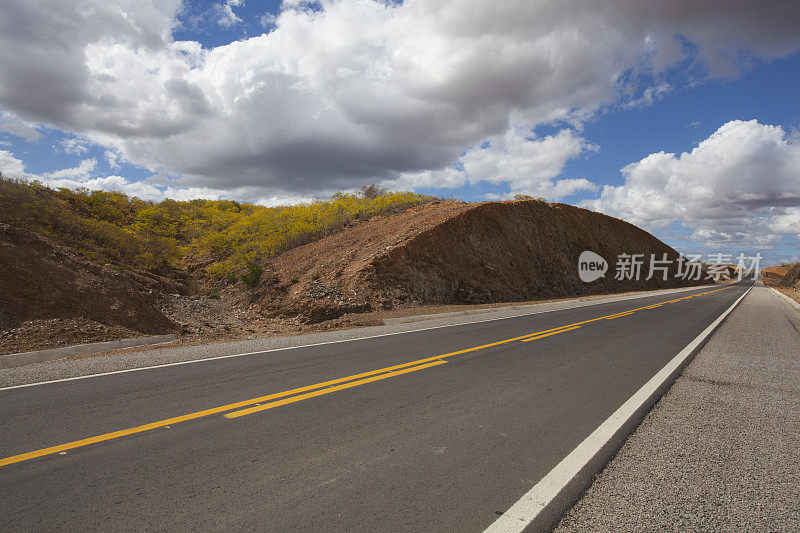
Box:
left=0, top=1, right=180, bottom=127
left=397, top=128, right=597, bottom=200
left=582, top=120, right=800, bottom=249
left=0, top=150, right=37, bottom=180
left=1, top=0, right=799, bottom=199
left=43, top=158, right=97, bottom=181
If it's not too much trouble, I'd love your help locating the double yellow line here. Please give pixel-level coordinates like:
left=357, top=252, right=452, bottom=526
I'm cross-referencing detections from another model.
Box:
left=0, top=285, right=733, bottom=468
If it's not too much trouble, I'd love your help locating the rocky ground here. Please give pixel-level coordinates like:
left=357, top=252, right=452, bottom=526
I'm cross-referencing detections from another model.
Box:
left=0, top=318, right=142, bottom=355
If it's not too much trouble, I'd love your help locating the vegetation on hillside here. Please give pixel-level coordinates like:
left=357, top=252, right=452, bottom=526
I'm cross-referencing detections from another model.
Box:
left=512, top=193, right=547, bottom=202
left=0, top=175, right=437, bottom=287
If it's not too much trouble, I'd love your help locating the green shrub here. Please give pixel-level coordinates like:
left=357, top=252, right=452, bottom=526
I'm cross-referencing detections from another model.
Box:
left=241, top=263, right=264, bottom=287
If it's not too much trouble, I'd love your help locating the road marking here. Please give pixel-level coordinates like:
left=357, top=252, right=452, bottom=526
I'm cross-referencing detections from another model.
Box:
left=0, top=284, right=740, bottom=468
left=516, top=324, right=582, bottom=340
left=0, top=285, right=728, bottom=392
left=484, top=283, right=752, bottom=533
left=603, top=310, right=635, bottom=320
left=520, top=326, right=581, bottom=342
left=0, top=325, right=580, bottom=467
left=225, top=360, right=447, bottom=418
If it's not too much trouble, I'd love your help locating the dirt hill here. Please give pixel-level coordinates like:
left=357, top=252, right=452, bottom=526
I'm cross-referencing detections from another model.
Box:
left=779, top=264, right=800, bottom=289
left=762, top=265, right=789, bottom=283
left=0, top=223, right=177, bottom=351
left=258, top=200, right=704, bottom=322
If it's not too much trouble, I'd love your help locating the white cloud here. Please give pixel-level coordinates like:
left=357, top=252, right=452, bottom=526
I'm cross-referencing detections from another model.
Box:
left=0, top=149, right=225, bottom=202
left=620, top=83, right=672, bottom=110
left=767, top=208, right=800, bottom=236
left=0, top=150, right=37, bottom=180
left=42, top=158, right=97, bottom=181
left=258, top=12, right=277, bottom=29
left=396, top=128, right=597, bottom=200
left=1, top=0, right=799, bottom=198
left=214, top=0, right=244, bottom=28
left=59, top=137, right=91, bottom=154
left=582, top=120, right=800, bottom=249
left=104, top=150, right=121, bottom=170
left=257, top=192, right=316, bottom=207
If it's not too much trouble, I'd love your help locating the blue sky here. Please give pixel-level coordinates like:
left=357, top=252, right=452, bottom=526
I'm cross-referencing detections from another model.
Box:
left=1, top=0, right=799, bottom=265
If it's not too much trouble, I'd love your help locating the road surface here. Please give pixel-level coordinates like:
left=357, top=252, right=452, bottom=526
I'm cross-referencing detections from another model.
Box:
left=555, top=284, right=800, bottom=531
left=0, top=282, right=751, bottom=531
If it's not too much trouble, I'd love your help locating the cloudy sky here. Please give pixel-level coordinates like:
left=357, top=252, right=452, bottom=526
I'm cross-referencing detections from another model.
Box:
left=1, top=0, right=799, bottom=264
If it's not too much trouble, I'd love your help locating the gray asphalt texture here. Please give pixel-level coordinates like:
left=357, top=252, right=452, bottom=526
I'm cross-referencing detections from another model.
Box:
left=0, top=284, right=715, bottom=389
left=0, top=283, right=749, bottom=532
left=556, top=284, right=800, bottom=532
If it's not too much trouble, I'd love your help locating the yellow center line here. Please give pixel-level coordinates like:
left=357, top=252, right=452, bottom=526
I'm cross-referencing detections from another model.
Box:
left=225, top=360, right=448, bottom=418
left=0, top=284, right=737, bottom=467
left=604, top=311, right=636, bottom=320
left=520, top=326, right=581, bottom=342
left=0, top=333, right=555, bottom=467
left=0, top=361, right=457, bottom=467
left=515, top=324, right=585, bottom=340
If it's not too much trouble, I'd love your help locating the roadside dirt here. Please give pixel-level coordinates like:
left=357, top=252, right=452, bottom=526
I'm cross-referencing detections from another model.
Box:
left=762, top=265, right=790, bottom=285
left=0, top=317, right=142, bottom=354
left=62, top=286, right=707, bottom=363
left=2, top=200, right=709, bottom=356
left=0, top=223, right=178, bottom=354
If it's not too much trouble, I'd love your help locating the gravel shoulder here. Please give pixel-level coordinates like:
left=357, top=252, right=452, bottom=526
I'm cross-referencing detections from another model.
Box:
left=555, top=284, right=800, bottom=532
left=0, top=284, right=716, bottom=389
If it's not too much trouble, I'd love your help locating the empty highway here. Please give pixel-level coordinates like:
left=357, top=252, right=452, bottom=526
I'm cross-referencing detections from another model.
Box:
left=0, top=282, right=752, bottom=531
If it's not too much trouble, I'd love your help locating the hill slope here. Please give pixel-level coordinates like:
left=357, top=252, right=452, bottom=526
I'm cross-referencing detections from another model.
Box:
left=0, top=223, right=177, bottom=352
left=259, top=200, right=703, bottom=322
left=779, top=264, right=800, bottom=289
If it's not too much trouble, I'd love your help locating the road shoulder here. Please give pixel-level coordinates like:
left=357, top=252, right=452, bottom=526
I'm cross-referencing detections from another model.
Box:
left=555, top=285, right=800, bottom=532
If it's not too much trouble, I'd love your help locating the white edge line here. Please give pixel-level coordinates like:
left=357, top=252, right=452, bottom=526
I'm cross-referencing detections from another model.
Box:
left=768, top=286, right=800, bottom=310
left=0, top=283, right=725, bottom=393
left=484, top=283, right=752, bottom=533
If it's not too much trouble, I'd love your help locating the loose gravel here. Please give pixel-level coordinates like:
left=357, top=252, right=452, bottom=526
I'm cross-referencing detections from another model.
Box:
left=555, top=285, right=800, bottom=532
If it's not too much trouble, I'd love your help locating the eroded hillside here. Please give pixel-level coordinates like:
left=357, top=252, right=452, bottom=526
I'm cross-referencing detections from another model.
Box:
left=0, top=224, right=177, bottom=353
left=258, top=200, right=703, bottom=323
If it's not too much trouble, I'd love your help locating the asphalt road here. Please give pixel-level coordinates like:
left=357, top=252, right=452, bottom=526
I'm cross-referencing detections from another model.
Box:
left=0, top=282, right=751, bottom=532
